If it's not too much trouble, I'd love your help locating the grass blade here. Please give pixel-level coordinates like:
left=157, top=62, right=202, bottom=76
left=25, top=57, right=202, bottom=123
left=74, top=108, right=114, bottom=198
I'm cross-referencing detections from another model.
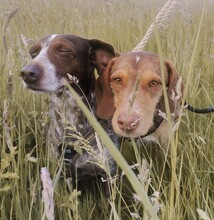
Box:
left=66, top=82, right=159, bottom=220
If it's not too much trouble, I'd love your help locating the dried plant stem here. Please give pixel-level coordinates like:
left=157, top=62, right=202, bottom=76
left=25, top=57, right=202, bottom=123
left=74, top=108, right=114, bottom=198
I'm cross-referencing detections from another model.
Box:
left=2, top=8, right=18, bottom=54
left=3, top=99, right=13, bottom=151
left=41, top=167, right=55, bottom=220
left=133, top=0, right=178, bottom=52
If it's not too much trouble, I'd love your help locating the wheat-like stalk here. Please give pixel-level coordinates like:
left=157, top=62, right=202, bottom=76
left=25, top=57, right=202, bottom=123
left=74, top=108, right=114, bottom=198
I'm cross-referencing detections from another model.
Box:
left=133, top=0, right=178, bottom=52
left=3, top=99, right=13, bottom=151
left=41, top=167, right=55, bottom=220
left=2, top=8, right=18, bottom=54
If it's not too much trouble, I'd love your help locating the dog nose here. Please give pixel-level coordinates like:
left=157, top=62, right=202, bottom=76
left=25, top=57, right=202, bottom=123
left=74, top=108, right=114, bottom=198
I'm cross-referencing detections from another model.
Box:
left=20, top=65, right=41, bottom=84
left=117, top=114, right=140, bottom=132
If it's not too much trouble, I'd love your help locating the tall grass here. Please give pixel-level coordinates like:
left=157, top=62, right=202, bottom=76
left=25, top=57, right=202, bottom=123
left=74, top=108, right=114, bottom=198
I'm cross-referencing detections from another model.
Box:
left=0, top=0, right=214, bottom=219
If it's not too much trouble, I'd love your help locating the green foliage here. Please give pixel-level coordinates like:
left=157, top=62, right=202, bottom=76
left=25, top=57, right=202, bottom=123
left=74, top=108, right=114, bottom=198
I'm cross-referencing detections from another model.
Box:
left=0, top=0, right=214, bottom=219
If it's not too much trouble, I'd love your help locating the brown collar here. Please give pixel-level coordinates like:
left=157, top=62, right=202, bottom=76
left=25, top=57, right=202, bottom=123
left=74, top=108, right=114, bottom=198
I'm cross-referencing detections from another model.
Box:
left=141, top=109, right=163, bottom=138
left=141, top=96, right=164, bottom=138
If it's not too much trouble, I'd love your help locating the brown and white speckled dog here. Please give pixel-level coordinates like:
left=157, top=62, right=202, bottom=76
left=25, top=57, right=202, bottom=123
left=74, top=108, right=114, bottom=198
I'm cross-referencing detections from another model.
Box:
left=95, top=51, right=183, bottom=146
left=20, top=34, right=119, bottom=180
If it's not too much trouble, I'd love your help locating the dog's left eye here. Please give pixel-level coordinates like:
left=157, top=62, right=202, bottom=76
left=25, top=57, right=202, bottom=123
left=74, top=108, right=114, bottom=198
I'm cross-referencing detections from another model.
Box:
left=58, top=49, right=74, bottom=57
left=59, top=49, right=72, bottom=53
left=60, top=50, right=73, bottom=54
left=149, top=80, right=159, bottom=87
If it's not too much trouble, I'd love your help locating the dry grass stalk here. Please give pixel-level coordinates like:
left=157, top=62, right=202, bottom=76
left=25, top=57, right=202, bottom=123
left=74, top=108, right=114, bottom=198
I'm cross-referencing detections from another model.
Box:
left=2, top=8, right=18, bottom=54
left=3, top=99, right=13, bottom=150
left=197, top=209, right=211, bottom=220
left=41, top=167, right=55, bottom=220
left=6, top=71, right=13, bottom=105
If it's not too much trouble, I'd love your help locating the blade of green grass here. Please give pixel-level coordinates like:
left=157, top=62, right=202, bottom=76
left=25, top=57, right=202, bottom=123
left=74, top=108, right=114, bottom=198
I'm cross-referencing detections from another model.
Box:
left=66, top=82, right=159, bottom=220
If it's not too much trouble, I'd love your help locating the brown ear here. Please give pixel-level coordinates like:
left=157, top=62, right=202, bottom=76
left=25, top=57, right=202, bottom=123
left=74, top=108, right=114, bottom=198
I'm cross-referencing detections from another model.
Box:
left=162, top=60, right=183, bottom=114
left=95, top=58, right=117, bottom=119
left=89, top=39, right=119, bottom=74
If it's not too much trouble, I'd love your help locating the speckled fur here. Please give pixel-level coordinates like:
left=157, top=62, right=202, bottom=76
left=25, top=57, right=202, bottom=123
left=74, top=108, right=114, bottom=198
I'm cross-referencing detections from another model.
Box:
left=48, top=88, right=118, bottom=178
left=49, top=90, right=118, bottom=178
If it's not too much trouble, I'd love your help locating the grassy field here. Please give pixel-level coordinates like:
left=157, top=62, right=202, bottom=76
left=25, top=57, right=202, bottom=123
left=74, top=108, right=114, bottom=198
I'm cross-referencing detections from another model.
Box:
left=0, top=0, right=214, bottom=219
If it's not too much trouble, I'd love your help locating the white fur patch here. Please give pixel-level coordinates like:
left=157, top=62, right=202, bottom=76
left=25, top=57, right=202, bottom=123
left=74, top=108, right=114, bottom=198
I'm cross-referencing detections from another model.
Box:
left=136, top=55, right=140, bottom=64
left=32, top=34, right=65, bottom=92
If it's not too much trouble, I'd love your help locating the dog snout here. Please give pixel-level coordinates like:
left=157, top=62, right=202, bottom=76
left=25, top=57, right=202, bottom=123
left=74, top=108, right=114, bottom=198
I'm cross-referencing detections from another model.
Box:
left=20, top=65, right=41, bottom=84
left=117, top=114, right=140, bottom=133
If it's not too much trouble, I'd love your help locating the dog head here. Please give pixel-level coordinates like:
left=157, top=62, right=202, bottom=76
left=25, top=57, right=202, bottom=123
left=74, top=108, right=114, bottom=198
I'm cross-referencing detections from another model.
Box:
left=20, top=34, right=117, bottom=94
left=96, top=51, right=183, bottom=137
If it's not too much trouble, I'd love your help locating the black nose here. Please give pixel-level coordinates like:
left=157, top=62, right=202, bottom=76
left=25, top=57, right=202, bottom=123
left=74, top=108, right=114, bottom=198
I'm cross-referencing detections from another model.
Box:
left=20, top=65, right=41, bottom=84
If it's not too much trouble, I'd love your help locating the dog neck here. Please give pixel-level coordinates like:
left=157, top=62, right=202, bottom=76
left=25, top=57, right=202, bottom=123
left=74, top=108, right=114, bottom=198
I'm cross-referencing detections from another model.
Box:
left=49, top=88, right=94, bottom=146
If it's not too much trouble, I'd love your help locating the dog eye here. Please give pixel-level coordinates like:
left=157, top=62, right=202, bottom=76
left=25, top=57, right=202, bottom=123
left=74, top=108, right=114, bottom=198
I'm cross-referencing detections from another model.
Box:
left=59, top=49, right=73, bottom=53
left=58, top=49, right=74, bottom=57
left=149, top=80, right=159, bottom=87
left=29, top=46, right=41, bottom=58
left=29, top=49, right=40, bottom=58
left=113, top=77, right=122, bottom=85
left=30, top=52, right=39, bottom=58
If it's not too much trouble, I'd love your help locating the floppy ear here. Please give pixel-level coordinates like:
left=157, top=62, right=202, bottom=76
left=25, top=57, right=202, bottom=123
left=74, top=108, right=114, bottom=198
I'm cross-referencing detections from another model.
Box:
left=95, top=58, right=117, bottom=119
left=162, top=60, right=183, bottom=114
left=89, top=39, right=119, bottom=74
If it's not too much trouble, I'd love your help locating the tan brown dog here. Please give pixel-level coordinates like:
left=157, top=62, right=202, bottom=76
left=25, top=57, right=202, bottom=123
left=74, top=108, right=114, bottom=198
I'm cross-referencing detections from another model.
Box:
left=95, top=51, right=183, bottom=145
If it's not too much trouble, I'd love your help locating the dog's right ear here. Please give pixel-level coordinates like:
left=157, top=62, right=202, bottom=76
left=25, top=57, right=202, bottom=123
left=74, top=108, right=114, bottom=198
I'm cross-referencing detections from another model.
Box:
left=95, top=58, right=116, bottom=119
